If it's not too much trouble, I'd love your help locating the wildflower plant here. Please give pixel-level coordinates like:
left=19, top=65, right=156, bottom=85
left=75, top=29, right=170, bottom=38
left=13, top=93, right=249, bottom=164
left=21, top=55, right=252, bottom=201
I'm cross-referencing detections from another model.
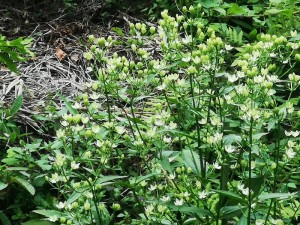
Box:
left=36, top=6, right=300, bottom=225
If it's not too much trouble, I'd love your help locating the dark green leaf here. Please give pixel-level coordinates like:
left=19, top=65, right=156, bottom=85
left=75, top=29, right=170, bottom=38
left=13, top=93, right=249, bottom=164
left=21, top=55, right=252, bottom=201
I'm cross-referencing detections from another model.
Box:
left=21, top=219, right=55, bottom=225
left=0, top=182, right=8, bottom=191
left=220, top=205, right=246, bottom=219
left=0, top=211, right=11, bottom=225
left=14, top=177, right=35, bottom=195
left=58, top=94, right=78, bottom=115
left=214, top=190, right=247, bottom=203
left=9, top=95, right=23, bottom=116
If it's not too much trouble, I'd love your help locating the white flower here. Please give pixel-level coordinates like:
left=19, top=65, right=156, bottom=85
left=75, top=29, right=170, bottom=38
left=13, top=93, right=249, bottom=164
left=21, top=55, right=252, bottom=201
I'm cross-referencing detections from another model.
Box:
left=225, top=44, right=233, bottom=51
left=71, top=161, right=80, bottom=170
left=115, top=126, right=126, bottom=135
left=148, top=184, right=157, bottom=191
left=227, top=74, right=238, bottom=83
left=198, top=190, right=207, bottom=199
left=254, top=75, right=264, bottom=83
left=61, top=121, right=69, bottom=127
left=56, top=129, right=65, bottom=138
left=56, top=201, right=66, bottom=209
left=92, top=125, right=101, bottom=133
left=286, top=148, right=296, bottom=159
left=155, top=119, right=165, bottom=126
left=73, top=102, right=82, bottom=109
left=168, top=122, right=177, bottom=130
left=145, top=204, right=154, bottom=215
left=168, top=173, right=176, bottom=180
left=237, top=183, right=249, bottom=196
left=161, top=195, right=170, bottom=202
left=157, top=83, right=166, bottom=91
left=174, top=198, right=184, bottom=206
left=213, top=162, right=221, bottom=169
left=225, top=145, right=236, bottom=153
left=48, top=215, right=58, bottom=222
left=285, top=130, right=299, bottom=137
left=163, top=136, right=172, bottom=143
left=49, top=173, right=60, bottom=183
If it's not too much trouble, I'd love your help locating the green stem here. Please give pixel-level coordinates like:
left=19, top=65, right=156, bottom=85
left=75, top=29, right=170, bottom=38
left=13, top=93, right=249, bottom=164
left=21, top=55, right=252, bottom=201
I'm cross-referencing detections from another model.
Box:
left=247, top=117, right=254, bottom=225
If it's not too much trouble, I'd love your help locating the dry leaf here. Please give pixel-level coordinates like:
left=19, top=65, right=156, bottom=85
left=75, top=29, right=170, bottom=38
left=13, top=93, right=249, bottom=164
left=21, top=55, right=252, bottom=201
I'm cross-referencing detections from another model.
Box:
left=70, top=53, right=79, bottom=62
left=55, top=48, right=67, bottom=61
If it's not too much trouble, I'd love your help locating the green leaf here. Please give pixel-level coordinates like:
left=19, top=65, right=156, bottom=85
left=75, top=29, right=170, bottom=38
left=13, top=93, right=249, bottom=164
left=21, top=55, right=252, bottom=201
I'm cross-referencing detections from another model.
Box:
left=223, top=134, right=242, bottom=145
left=67, top=191, right=82, bottom=204
left=58, top=94, right=78, bottom=115
left=0, top=182, right=8, bottom=191
left=21, top=219, right=55, bottom=225
left=220, top=205, right=246, bottom=219
left=181, top=149, right=201, bottom=175
left=258, top=192, right=297, bottom=200
left=248, top=29, right=257, bottom=41
left=32, top=210, right=63, bottom=218
left=214, top=190, right=247, bottom=203
left=14, top=177, right=35, bottom=195
left=236, top=214, right=247, bottom=225
left=227, top=4, right=245, bottom=15
left=169, top=205, right=212, bottom=217
left=265, top=8, right=283, bottom=15
left=197, top=0, right=220, bottom=8
left=0, top=53, right=17, bottom=72
left=96, top=175, right=127, bottom=184
left=133, top=173, right=160, bottom=184
left=9, top=95, right=23, bottom=116
left=0, top=211, right=11, bottom=225
left=111, top=27, right=124, bottom=37
left=158, top=156, right=172, bottom=173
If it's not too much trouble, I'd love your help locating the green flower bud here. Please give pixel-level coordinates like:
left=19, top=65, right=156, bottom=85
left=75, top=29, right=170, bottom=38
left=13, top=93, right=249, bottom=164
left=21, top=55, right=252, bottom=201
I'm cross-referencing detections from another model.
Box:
left=84, top=52, right=93, bottom=61
left=84, top=201, right=91, bottom=211
left=107, top=36, right=113, bottom=43
left=187, top=66, right=197, bottom=74
left=97, top=37, right=106, bottom=46
left=92, top=82, right=99, bottom=91
left=112, top=203, right=121, bottom=211
left=150, top=26, right=156, bottom=34
left=135, top=23, right=142, bottom=30
left=88, top=35, right=95, bottom=43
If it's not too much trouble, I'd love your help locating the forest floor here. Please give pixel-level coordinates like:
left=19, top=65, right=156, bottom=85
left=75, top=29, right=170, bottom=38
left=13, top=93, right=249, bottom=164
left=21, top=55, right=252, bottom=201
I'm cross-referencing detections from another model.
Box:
left=0, top=0, right=145, bottom=131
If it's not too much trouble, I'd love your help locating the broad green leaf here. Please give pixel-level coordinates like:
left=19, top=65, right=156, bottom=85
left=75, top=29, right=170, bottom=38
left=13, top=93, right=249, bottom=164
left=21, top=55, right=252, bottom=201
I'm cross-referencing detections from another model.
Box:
left=14, top=177, right=35, bottom=195
left=36, top=160, right=52, bottom=171
left=133, top=173, right=160, bottom=184
left=0, top=211, right=11, bottom=225
left=236, top=214, right=247, bottom=225
left=227, top=4, right=245, bottom=15
left=32, top=210, right=63, bottom=218
left=214, top=190, right=247, bottom=203
left=181, top=149, right=201, bottom=175
left=9, top=95, right=23, bottom=116
left=223, top=134, right=242, bottom=145
left=0, top=182, right=8, bottom=191
left=21, top=219, right=55, bottom=225
left=253, top=133, right=268, bottom=140
left=158, top=156, right=172, bottom=173
left=197, top=0, right=220, bottom=8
